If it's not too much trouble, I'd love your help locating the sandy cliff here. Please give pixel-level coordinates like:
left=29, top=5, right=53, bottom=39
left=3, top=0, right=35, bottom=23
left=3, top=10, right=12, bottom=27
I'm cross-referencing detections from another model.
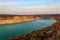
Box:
left=0, top=16, right=36, bottom=25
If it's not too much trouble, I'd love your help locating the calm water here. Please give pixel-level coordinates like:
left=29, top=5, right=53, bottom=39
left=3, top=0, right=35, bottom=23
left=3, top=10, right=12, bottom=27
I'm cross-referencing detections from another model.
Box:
left=0, top=19, right=56, bottom=40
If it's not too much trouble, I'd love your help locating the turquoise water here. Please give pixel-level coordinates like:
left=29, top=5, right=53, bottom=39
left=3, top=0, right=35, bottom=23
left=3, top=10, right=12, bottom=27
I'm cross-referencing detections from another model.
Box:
left=0, top=19, right=56, bottom=40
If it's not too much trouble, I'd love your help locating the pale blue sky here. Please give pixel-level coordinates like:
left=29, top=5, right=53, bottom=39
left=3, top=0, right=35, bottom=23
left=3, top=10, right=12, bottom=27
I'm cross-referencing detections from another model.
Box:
left=0, top=0, right=60, bottom=6
left=0, top=0, right=60, bottom=15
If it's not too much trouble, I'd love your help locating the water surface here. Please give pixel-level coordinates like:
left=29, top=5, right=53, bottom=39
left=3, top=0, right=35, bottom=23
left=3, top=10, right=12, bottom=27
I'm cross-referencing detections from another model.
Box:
left=0, top=19, right=56, bottom=40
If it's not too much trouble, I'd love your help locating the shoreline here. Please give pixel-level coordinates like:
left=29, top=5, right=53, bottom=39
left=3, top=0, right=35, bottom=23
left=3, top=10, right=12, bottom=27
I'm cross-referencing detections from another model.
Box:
left=0, top=20, right=36, bottom=26
left=7, top=15, right=60, bottom=40
left=7, top=22, right=57, bottom=40
left=0, top=16, right=36, bottom=25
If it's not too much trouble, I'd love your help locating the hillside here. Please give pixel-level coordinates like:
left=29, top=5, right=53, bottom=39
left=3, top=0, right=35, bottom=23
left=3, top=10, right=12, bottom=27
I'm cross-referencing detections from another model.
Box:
left=7, top=14, right=60, bottom=40
left=0, top=15, right=36, bottom=25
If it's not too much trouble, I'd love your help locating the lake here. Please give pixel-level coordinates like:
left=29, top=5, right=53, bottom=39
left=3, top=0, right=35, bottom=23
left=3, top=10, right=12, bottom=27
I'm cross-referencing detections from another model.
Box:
left=0, top=19, right=56, bottom=40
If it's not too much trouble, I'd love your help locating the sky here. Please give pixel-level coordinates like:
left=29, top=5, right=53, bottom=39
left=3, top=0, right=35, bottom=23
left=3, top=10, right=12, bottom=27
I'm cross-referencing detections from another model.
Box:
left=0, top=0, right=60, bottom=15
